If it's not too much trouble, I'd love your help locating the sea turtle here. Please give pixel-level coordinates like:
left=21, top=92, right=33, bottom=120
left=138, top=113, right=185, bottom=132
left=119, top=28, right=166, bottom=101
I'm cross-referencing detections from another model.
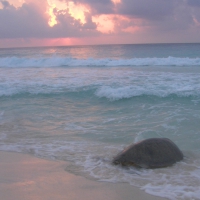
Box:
left=112, top=138, right=183, bottom=168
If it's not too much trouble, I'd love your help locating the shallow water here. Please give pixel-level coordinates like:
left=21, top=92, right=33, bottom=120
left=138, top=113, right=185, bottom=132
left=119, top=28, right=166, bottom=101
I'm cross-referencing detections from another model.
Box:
left=0, top=44, right=200, bottom=199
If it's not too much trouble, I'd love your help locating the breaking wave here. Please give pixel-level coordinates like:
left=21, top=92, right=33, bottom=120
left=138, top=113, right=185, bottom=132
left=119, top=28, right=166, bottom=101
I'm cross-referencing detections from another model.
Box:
left=1, top=56, right=200, bottom=67
left=1, top=86, right=200, bottom=101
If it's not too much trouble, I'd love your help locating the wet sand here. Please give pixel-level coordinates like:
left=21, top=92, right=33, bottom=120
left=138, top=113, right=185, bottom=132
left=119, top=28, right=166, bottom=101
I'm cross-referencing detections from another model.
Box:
left=0, top=151, right=167, bottom=200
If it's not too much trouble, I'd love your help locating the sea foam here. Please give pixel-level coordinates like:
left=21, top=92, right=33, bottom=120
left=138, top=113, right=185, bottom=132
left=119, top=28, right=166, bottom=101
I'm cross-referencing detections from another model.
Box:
left=1, top=136, right=200, bottom=200
left=1, top=66, right=200, bottom=99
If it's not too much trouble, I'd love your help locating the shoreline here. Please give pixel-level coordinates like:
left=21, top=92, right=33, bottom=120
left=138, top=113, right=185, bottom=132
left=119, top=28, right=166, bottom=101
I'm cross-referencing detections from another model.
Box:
left=0, top=151, right=167, bottom=200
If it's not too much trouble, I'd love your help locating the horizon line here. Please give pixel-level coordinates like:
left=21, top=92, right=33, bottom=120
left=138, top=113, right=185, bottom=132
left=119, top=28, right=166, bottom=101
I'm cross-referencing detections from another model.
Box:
left=1, top=42, right=200, bottom=50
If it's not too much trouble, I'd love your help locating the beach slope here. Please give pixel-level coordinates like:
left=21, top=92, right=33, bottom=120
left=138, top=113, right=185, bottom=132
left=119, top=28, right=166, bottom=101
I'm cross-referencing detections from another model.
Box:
left=0, top=151, right=166, bottom=200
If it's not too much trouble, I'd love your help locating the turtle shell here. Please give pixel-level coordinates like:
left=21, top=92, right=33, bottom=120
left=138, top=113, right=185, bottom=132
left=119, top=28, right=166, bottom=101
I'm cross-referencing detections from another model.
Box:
left=112, top=138, right=183, bottom=168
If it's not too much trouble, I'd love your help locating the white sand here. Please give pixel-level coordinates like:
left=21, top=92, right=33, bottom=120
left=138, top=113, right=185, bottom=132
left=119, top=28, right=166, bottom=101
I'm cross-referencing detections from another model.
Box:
left=0, top=151, right=167, bottom=200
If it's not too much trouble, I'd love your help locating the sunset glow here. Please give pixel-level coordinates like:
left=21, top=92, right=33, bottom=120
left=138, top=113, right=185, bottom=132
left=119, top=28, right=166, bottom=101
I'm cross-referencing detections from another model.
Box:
left=67, top=2, right=89, bottom=24
left=93, top=15, right=115, bottom=34
left=1, top=0, right=200, bottom=48
left=47, top=0, right=89, bottom=26
left=193, top=17, right=200, bottom=27
left=111, top=0, right=121, bottom=4
left=47, top=0, right=66, bottom=10
left=48, top=4, right=57, bottom=27
left=5, top=0, right=25, bottom=8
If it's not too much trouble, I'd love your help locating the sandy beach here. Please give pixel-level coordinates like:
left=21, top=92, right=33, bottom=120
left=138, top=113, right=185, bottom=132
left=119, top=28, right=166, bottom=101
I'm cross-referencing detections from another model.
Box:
left=0, top=151, right=167, bottom=200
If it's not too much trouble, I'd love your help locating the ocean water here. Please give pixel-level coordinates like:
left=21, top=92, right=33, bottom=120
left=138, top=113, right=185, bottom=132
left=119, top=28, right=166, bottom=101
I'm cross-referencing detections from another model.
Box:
left=0, top=43, right=200, bottom=199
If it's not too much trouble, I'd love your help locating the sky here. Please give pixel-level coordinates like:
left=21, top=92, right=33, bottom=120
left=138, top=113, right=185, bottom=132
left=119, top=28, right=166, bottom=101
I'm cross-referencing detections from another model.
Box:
left=0, top=0, right=200, bottom=48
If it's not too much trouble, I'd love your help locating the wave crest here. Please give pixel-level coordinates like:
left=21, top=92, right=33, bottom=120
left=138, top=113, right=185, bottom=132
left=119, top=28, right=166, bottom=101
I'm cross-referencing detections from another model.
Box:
left=1, top=56, right=200, bottom=67
left=95, top=86, right=199, bottom=100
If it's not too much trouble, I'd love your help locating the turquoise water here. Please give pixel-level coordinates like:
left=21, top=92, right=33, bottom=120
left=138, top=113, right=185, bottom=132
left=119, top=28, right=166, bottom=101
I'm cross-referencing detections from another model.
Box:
left=1, top=44, right=200, bottom=199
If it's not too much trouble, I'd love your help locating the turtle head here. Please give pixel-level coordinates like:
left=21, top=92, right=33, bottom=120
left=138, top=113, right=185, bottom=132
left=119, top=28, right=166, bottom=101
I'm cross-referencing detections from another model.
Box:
left=112, top=157, right=121, bottom=165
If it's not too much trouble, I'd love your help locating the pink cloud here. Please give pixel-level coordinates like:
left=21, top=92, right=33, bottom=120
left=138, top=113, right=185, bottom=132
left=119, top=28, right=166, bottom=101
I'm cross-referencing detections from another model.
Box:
left=0, top=0, right=200, bottom=48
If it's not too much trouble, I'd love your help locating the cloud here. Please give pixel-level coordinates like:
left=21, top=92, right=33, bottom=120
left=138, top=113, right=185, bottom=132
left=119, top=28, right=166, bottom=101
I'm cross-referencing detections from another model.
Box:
left=0, top=0, right=200, bottom=46
left=0, top=2, right=49, bottom=38
left=67, top=0, right=200, bottom=34
left=70, top=0, right=175, bottom=20
left=71, top=0, right=115, bottom=14
left=187, top=0, right=200, bottom=7
left=50, top=8, right=98, bottom=37
left=82, top=12, right=97, bottom=29
left=0, top=0, right=98, bottom=39
left=115, top=0, right=200, bottom=35
left=1, top=0, right=10, bottom=8
left=116, top=0, right=175, bottom=20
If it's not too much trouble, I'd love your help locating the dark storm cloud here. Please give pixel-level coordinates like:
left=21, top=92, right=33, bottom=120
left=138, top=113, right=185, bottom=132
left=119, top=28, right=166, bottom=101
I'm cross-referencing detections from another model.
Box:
left=0, top=1, right=98, bottom=39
